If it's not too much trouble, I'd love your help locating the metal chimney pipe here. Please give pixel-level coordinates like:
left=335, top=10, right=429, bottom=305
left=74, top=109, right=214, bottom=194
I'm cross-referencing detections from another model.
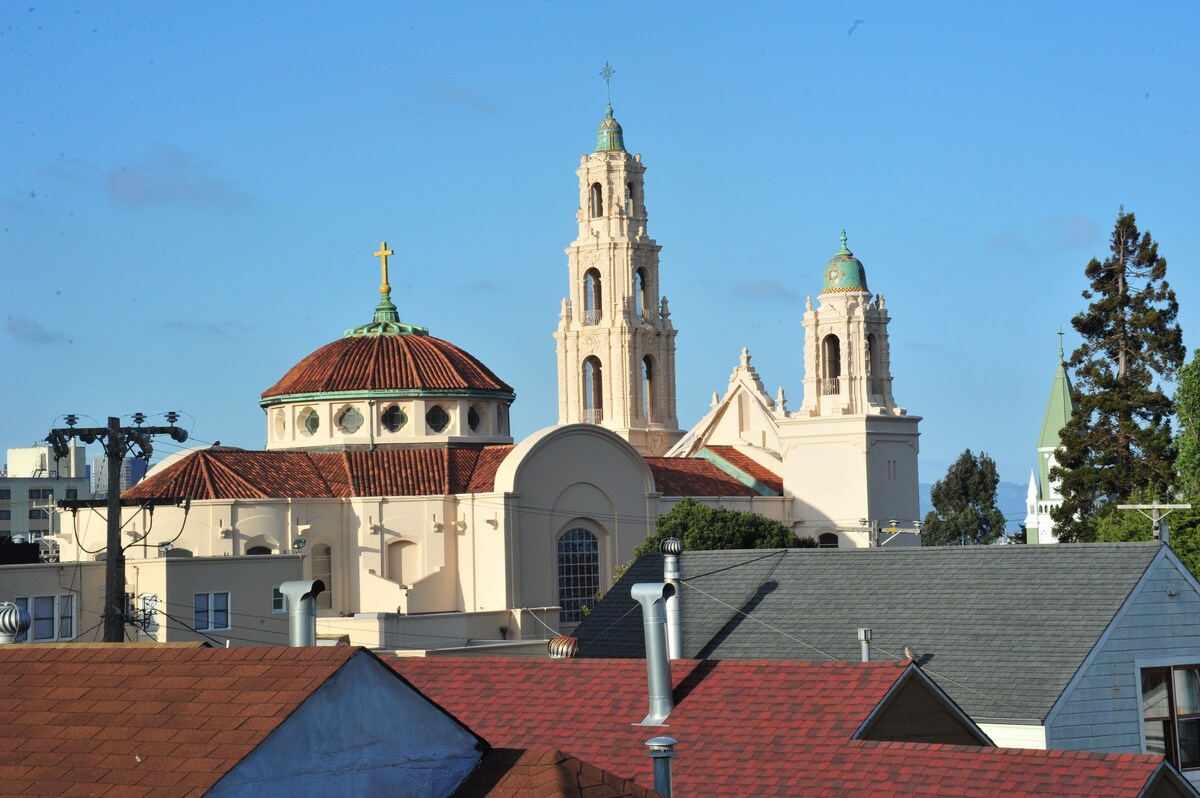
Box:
left=0, top=602, right=31, bottom=644
left=858, top=627, right=872, bottom=663
left=661, top=538, right=683, bottom=660
left=631, top=582, right=676, bottom=725
left=279, top=579, right=325, bottom=646
left=645, top=736, right=678, bottom=797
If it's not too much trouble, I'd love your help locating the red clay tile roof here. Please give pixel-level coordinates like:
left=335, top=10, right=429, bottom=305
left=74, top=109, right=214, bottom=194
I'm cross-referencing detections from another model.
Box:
left=643, top=458, right=763, bottom=497
left=261, top=334, right=513, bottom=400
left=0, top=645, right=361, bottom=797
left=451, top=749, right=664, bottom=798
left=124, top=446, right=512, bottom=501
left=388, top=657, right=1185, bottom=798
left=704, top=445, right=783, bottom=494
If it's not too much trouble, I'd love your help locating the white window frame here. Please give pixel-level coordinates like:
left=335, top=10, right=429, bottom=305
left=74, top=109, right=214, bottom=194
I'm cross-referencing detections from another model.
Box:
left=13, top=594, right=76, bottom=643
left=272, top=586, right=287, bottom=614
left=193, top=591, right=231, bottom=631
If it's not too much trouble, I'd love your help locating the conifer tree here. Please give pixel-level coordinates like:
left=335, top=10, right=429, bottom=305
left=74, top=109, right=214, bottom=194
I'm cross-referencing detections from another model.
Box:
left=1176, top=353, right=1200, bottom=497
left=920, top=449, right=1007, bottom=546
left=1052, top=209, right=1185, bottom=541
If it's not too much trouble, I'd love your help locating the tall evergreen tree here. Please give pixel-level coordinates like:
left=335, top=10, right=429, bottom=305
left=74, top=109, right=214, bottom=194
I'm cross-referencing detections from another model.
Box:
left=921, top=449, right=1008, bottom=546
left=1052, top=209, right=1185, bottom=541
left=1176, top=352, right=1200, bottom=497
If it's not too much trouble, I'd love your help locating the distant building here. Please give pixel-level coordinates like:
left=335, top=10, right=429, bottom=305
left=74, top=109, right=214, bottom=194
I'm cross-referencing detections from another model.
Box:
left=0, top=445, right=89, bottom=552
left=1025, top=342, right=1077, bottom=543
left=91, top=454, right=148, bottom=497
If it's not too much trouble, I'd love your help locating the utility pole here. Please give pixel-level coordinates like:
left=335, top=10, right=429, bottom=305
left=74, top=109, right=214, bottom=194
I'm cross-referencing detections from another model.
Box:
left=1116, top=502, right=1192, bottom=544
left=46, top=413, right=188, bottom=642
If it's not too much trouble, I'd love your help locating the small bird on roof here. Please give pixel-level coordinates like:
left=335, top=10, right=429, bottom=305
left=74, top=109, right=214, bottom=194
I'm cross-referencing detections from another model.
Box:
left=903, top=645, right=920, bottom=662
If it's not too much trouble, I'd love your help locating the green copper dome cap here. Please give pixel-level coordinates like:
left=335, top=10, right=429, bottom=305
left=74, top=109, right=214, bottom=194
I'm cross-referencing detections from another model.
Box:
left=345, top=241, right=430, bottom=338
left=821, top=230, right=870, bottom=294
left=596, top=104, right=625, bottom=152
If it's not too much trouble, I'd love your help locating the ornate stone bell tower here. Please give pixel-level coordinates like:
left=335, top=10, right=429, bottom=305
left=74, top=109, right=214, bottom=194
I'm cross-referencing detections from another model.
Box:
left=553, top=74, right=682, bottom=456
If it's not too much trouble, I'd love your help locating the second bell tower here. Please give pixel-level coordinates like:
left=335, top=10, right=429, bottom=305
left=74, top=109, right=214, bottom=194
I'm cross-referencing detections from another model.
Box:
left=554, top=102, right=683, bottom=456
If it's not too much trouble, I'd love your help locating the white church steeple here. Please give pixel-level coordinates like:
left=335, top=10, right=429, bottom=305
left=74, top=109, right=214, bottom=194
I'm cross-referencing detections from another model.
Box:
left=554, top=74, right=682, bottom=456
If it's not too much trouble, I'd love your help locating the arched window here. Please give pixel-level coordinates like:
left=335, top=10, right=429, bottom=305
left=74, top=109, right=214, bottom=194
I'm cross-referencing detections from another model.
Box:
left=557, top=528, right=600, bottom=624
left=387, top=540, right=419, bottom=586
left=626, top=182, right=635, bottom=216
left=818, top=532, right=840, bottom=549
left=467, top=406, right=481, bottom=432
left=866, top=333, right=881, bottom=394
left=246, top=546, right=272, bottom=556
left=642, top=356, right=655, bottom=421
left=312, top=544, right=332, bottom=610
left=583, top=357, right=603, bottom=424
left=822, top=334, right=842, bottom=395
left=584, top=269, right=602, bottom=324
left=635, top=268, right=648, bottom=322
left=589, top=182, right=603, bottom=217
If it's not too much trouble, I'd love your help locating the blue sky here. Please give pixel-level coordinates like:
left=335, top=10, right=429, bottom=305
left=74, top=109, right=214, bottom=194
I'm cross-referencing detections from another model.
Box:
left=2, top=2, right=1198, bottom=496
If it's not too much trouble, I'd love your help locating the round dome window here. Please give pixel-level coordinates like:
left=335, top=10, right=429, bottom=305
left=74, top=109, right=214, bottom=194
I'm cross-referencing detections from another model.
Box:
left=426, top=405, right=449, bottom=433
left=338, top=407, right=364, bottom=434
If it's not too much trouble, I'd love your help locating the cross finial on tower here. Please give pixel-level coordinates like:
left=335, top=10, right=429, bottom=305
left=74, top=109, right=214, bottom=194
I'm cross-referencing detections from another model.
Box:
left=600, top=61, right=616, bottom=105
left=375, top=241, right=394, bottom=297
left=1058, top=327, right=1065, bottom=363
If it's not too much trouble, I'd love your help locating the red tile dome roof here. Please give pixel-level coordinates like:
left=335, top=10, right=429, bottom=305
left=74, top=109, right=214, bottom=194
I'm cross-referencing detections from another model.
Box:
left=261, top=334, right=513, bottom=402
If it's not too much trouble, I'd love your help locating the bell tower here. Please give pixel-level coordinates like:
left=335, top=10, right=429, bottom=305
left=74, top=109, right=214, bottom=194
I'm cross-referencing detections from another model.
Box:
left=554, top=78, right=682, bottom=456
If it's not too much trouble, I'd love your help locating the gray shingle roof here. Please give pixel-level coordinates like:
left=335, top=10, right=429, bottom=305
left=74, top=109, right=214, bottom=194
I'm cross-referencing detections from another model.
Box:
left=574, top=542, right=1164, bottom=722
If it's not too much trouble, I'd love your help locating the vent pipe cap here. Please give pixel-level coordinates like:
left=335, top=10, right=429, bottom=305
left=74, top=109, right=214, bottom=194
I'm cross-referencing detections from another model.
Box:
left=660, top=538, right=683, bottom=556
left=0, top=602, right=31, bottom=644
left=547, top=635, right=580, bottom=659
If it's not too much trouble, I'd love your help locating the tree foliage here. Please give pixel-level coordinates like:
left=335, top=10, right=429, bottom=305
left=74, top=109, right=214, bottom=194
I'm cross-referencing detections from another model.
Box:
left=635, top=498, right=814, bottom=557
left=1052, top=209, right=1185, bottom=542
left=920, top=449, right=1007, bottom=546
left=1094, top=504, right=1200, bottom=581
left=1176, top=353, right=1200, bottom=498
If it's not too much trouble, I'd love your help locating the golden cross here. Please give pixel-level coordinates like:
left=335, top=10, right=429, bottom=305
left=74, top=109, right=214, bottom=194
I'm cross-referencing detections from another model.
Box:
left=374, top=241, right=394, bottom=295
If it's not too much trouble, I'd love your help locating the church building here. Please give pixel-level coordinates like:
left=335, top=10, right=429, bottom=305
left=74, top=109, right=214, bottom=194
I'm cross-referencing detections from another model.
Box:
left=1025, top=339, right=1077, bottom=543
left=46, top=101, right=922, bottom=649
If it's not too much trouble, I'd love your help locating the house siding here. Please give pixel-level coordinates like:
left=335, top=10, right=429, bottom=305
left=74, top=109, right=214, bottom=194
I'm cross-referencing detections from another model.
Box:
left=1046, top=552, right=1200, bottom=785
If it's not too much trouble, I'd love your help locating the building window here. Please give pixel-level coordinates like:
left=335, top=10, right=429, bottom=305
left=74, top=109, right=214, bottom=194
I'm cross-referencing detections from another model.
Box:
left=467, top=406, right=481, bottom=432
left=194, top=592, right=231, bottom=631
left=312, top=544, right=332, bottom=610
left=589, top=182, right=603, bottom=217
left=337, top=406, right=363, bottom=434
left=583, top=357, right=603, bottom=424
left=1143, top=665, right=1200, bottom=770
left=13, top=594, right=75, bottom=643
left=272, top=587, right=287, bottom=614
left=583, top=269, right=602, bottom=325
left=635, top=268, right=649, bottom=322
left=66, top=489, right=78, bottom=500
left=818, top=532, right=840, bottom=548
left=246, top=546, right=272, bottom=555
left=29, top=488, right=53, bottom=500
left=557, top=528, right=600, bottom=624
left=642, top=356, right=655, bottom=421
left=821, top=334, right=842, bottom=395
left=0, top=510, right=10, bottom=520
left=300, top=408, right=320, bottom=436
left=382, top=404, right=407, bottom=432
left=29, top=509, right=44, bottom=520
left=426, top=405, right=450, bottom=433
left=274, top=410, right=286, bottom=440
left=626, top=181, right=635, bottom=216
left=0, top=489, right=9, bottom=500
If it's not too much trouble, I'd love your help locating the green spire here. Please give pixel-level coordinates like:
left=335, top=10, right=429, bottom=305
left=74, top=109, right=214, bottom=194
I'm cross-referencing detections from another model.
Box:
left=595, top=61, right=625, bottom=152
left=1037, top=336, right=1078, bottom=496
left=345, top=241, right=429, bottom=338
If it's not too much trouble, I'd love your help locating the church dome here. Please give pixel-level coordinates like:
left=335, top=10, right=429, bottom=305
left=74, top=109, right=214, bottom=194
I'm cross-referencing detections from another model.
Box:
left=261, top=333, right=512, bottom=401
left=821, top=231, right=869, bottom=294
left=596, top=104, right=625, bottom=153
left=260, top=242, right=515, bottom=451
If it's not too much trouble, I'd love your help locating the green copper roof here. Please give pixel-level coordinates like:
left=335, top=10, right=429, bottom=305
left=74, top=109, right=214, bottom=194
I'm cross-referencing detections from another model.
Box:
left=345, top=243, right=429, bottom=338
left=596, top=104, right=625, bottom=152
left=820, top=230, right=869, bottom=294
left=1037, top=343, right=1078, bottom=497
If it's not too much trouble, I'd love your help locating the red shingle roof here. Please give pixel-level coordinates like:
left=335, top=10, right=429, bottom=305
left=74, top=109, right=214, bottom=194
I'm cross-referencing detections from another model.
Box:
left=704, top=445, right=783, bottom=494
left=451, top=749, right=664, bottom=798
left=261, top=334, right=513, bottom=399
left=0, top=646, right=360, bottom=797
left=643, top=458, right=763, bottom=497
left=388, top=657, right=1186, bottom=798
left=124, top=446, right=512, bottom=501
